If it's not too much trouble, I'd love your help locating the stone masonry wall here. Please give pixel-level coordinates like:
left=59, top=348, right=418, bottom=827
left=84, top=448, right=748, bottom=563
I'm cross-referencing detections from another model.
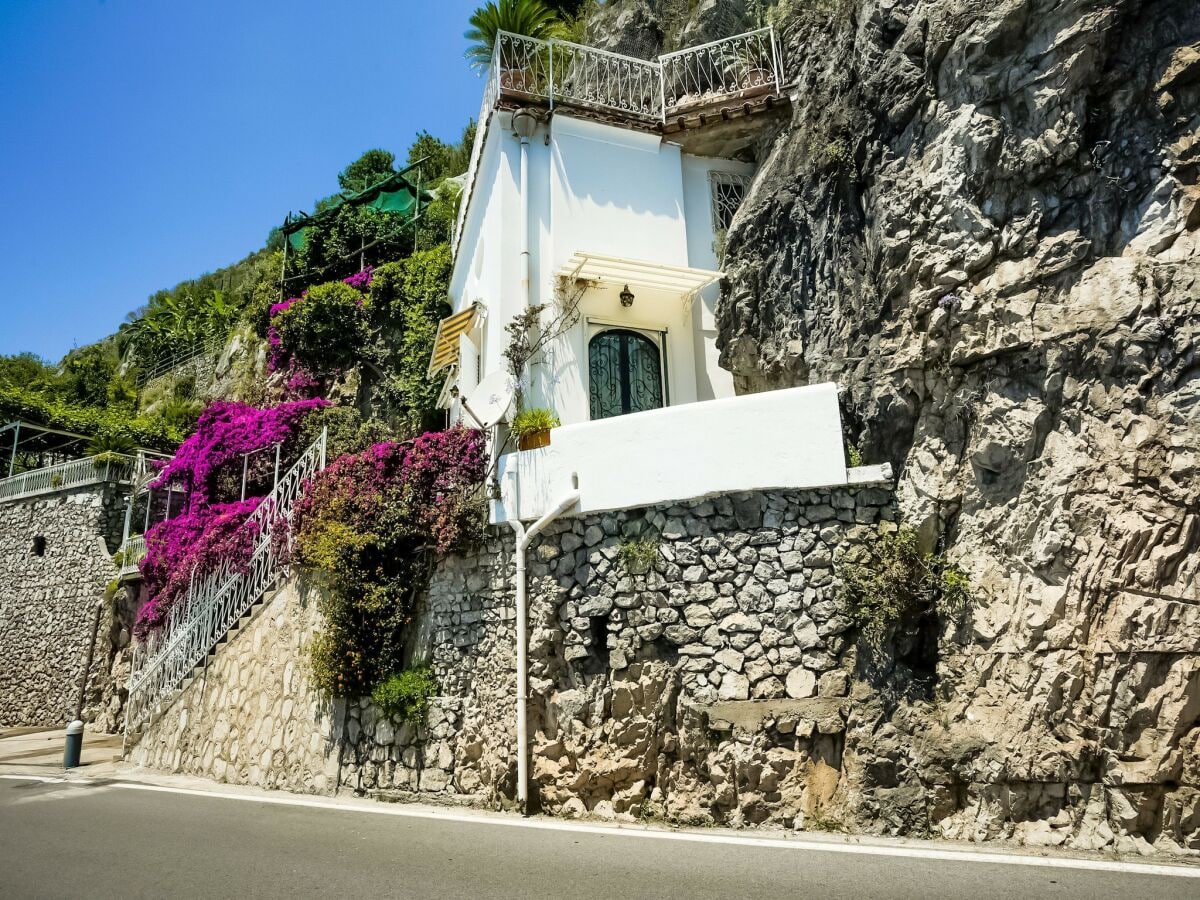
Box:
left=131, top=479, right=1199, bottom=852
left=132, top=580, right=342, bottom=793
left=0, top=485, right=127, bottom=727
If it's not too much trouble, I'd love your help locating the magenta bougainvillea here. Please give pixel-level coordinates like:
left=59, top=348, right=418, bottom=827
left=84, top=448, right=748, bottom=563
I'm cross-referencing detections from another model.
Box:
left=136, top=498, right=263, bottom=634
left=136, top=399, right=327, bottom=634
left=290, top=426, right=487, bottom=695
left=150, top=398, right=327, bottom=510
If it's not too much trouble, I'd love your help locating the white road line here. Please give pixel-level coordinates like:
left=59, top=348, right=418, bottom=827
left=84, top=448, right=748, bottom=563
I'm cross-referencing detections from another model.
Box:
left=3, top=773, right=1197, bottom=878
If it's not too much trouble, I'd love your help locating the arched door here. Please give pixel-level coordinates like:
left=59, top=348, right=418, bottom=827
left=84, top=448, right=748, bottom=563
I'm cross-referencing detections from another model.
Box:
left=588, top=329, right=664, bottom=420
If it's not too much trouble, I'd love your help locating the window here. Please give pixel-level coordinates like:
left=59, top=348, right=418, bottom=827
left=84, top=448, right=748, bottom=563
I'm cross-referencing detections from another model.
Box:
left=31, top=536, right=46, bottom=557
left=588, top=329, right=664, bottom=421
left=709, top=171, right=752, bottom=232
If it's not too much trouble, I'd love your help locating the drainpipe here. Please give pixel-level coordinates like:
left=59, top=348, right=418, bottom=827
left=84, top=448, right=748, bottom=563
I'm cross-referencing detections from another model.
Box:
left=512, top=109, right=538, bottom=305
left=507, top=473, right=579, bottom=815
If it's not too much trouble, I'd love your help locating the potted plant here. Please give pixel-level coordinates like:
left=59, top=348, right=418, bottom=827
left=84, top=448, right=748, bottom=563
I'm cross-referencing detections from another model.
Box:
left=510, top=407, right=560, bottom=451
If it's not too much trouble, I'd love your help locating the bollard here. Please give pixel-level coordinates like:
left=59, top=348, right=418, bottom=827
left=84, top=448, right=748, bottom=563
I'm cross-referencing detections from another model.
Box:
left=64, top=720, right=84, bottom=769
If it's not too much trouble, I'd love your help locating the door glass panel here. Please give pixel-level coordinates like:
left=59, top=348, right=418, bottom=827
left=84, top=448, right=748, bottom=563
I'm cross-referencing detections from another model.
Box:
left=589, top=329, right=664, bottom=420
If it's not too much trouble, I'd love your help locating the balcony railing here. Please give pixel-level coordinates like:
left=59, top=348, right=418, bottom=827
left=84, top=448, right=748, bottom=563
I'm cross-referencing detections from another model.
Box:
left=454, top=27, right=785, bottom=250
left=117, top=534, right=147, bottom=579
left=0, top=453, right=145, bottom=504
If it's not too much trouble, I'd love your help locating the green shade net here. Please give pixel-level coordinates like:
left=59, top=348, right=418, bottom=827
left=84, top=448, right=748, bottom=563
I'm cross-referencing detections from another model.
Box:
left=284, top=170, right=426, bottom=252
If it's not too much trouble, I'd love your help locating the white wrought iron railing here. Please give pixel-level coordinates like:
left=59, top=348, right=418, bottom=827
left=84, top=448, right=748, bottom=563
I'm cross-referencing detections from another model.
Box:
left=124, top=428, right=327, bottom=736
left=659, top=28, right=783, bottom=114
left=453, top=27, right=784, bottom=252
left=0, top=453, right=145, bottom=504
left=117, top=534, right=147, bottom=579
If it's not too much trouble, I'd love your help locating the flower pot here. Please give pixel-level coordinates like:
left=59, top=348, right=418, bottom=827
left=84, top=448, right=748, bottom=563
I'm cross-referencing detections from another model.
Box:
left=500, top=67, right=535, bottom=95
left=518, top=429, right=551, bottom=451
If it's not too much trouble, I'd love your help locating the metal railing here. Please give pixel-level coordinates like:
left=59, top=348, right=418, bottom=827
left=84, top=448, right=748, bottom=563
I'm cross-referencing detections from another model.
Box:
left=660, top=28, right=783, bottom=114
left=117, top=534, right=147, bottom=579
left=134, top=337, right=223, bottom=388
left=453, top=28, right=784, bottom=252
left=0, top=453, right=143, bottom=504
left=124, top=428, right=327, bottom=736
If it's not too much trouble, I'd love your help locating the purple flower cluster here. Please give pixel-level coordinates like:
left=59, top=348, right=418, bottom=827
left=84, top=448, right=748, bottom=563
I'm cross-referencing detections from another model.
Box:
left=136, top=399, right=327, bottom=633
left=291, top=427, right=487, bottom=556
left=136, top=498, right=263, bottom=634
left=150, top=399, right=328, bottom=510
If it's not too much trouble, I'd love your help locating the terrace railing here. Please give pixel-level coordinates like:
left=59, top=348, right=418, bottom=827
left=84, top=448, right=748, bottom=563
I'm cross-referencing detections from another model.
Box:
left=124, top=428, right=327, bottom=737
left=660, top=28, right=784, bottom=114
left=0, top=453, right=145, bottom=504
left=454, top=27, right=785, bottom=250
left=117, top=534, right=147, bottom=579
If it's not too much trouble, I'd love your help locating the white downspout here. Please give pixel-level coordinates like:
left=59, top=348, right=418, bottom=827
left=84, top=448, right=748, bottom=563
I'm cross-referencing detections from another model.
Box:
left=507, top=473, right=579, bottom=815
left=512, top=107, right=538, bottom=313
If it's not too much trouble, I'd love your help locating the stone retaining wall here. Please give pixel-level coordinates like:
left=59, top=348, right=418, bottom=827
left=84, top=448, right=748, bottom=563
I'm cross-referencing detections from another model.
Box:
left=130, top=480, right=1200, bottom=852
left=0, top=485, right=128, bottom=727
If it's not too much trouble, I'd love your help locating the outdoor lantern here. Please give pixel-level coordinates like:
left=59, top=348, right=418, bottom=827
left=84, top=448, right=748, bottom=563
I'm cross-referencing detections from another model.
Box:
left=620, top=285, right=635, bottom=308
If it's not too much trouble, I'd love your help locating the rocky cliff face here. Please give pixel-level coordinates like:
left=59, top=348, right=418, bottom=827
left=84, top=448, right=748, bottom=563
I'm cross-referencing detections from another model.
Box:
left=596, top=0, right=1200, bottom=852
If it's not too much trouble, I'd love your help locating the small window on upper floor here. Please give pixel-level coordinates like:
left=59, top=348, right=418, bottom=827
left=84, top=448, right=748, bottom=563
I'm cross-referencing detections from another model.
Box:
left=709, top=171, right=752, bottom=233
left=31, top=536, right=46, bottom=557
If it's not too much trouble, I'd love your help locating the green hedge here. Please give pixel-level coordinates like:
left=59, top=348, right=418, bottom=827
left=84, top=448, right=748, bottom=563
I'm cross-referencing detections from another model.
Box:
left=0, top=384, right=182, bottom=451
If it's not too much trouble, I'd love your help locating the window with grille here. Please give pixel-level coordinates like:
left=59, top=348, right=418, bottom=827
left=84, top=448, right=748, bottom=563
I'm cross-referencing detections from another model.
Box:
left=709, top=171, right=751, bottom=233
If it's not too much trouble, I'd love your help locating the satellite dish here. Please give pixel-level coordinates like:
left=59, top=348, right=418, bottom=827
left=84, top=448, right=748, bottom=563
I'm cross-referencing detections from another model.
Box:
left=462, top=370, right=515, bottom=428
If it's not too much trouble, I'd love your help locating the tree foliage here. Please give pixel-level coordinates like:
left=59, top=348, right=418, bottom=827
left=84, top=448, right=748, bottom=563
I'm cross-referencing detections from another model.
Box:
left=465, top=0, right=568, bottom=71
left=338, top=149, right=398, bottom=193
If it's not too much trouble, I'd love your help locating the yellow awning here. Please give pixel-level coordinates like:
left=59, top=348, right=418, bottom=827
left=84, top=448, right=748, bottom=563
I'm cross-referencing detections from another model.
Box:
left=428, top=304, right=480, bottom=376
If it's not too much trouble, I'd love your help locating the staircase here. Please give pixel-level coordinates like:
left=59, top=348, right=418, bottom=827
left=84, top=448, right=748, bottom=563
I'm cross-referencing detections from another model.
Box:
left=123, top=428, right=327, bottom=742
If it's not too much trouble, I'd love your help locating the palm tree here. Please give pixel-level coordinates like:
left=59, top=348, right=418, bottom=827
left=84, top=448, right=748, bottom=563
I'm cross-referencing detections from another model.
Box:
left=464, top=0, right=566, bottom=72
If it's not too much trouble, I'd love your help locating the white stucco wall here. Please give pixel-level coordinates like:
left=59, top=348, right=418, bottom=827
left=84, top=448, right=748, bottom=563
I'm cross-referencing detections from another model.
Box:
left=681, top=154, right=752, bottom=402
left=492, top=382, right=848, bottom=523
left=449, top=112, right=751, bottom=429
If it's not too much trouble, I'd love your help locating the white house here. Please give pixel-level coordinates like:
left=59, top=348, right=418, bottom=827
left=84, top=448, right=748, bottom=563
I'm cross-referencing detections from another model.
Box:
left=432, top=29, right=883, bottom=523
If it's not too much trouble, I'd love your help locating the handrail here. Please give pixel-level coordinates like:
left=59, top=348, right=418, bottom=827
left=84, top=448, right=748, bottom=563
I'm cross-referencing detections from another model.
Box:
left=0, top=453, right=143, bottom=504
left=124, top=428, right=328, bottom=736
left=452, top=28, right=784, bottom=258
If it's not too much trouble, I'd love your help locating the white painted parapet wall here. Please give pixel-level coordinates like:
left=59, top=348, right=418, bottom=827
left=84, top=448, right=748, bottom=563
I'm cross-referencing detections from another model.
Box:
left=492, top=383, right=852, bottom=523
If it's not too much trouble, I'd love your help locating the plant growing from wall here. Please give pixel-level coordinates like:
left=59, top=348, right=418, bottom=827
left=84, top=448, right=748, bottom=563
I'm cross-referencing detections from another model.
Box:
left=617, top=534, right=660, bottom=574
left=290, top=427, right=487, bottom=697
left=838, top=525, right=972, bottom=652
left=371, top=667, right=438, bottom=725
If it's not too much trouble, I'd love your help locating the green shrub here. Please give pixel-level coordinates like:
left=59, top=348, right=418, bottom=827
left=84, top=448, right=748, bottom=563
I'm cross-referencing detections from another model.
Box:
left=371, top=668, right=437, bottom=725
left=87, top=431, right=136, bottom=464
left=510, top=407, right=560, bottom=438
left=838, top=526, right=972, bottom=650
left=367, top=249, right=452, bottom=433
left=847, top=445, right=863, bottom=467
left=273, top=281, right=370, bottom=373
left=617, top=535, right=660, bottom=573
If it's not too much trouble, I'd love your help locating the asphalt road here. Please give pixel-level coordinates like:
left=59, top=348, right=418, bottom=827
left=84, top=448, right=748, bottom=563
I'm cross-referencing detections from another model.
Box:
left=0, top=777, right=1195, bottom=899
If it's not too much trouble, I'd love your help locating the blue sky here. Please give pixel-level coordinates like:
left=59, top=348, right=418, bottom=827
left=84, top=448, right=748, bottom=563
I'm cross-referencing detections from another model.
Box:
left=0, top=0, right=481, bottom=360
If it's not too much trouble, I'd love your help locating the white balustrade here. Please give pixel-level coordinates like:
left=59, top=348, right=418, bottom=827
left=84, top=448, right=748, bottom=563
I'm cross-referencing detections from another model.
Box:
left=0, top=454, right=141, bottom=503
left=124, top=428, right=327, bottom=735
left=117, top=534, right=147, bottom=579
